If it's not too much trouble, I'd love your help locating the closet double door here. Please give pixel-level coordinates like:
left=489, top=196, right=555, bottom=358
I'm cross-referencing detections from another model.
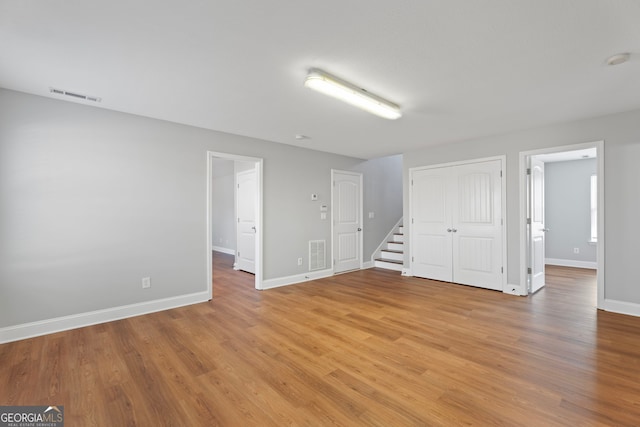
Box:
left=411, top=159, right=503, bottom=291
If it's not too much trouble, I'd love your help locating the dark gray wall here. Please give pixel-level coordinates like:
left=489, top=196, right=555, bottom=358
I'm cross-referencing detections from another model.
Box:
left=545, top=159, right=597, bottom=263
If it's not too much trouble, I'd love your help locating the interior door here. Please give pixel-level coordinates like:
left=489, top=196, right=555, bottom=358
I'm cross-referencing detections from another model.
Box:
left=236, top=168, right=256, bottom=274
left=411, top=167, right=453, bottom=281
left=411, top=159, right=503, bottom=291
left=452, top=160, right=503, bottom=290
left=332, top=170, right=362, bottom=274
left=529, top=157, right=546, bottom=293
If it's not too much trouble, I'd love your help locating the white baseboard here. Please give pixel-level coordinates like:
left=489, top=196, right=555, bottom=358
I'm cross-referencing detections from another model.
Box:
left=261, top=268, right=334, bottom=290
left=600, top=298, right=640, bottom=317
left=0, top=291, right=210, bottom=344
left=545, top=258, right=597, bottom=269
left=401, top=268, right=412, bottom=276
left=212, top=246, right=235, bottom=255
left=503, top=283, right=527, bottom=296
left=362, top=261, right=374, bottom=269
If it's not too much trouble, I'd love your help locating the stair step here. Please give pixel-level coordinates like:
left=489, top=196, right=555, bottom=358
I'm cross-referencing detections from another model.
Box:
left=374, top=258, right=404, bottom=272
left=392, top=233, right=404, bottom=243
left=387, top=242, right=403, bottom=251
left=380, top=249, right=403, bottom=261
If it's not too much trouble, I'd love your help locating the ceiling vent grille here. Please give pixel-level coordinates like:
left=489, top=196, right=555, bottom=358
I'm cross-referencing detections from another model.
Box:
left=49, top=87, right=101, bottom=102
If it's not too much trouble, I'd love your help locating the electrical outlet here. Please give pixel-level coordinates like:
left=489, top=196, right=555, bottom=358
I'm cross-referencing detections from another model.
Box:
left=142, top=277, right=151, bottom=289
left=298, top=257, right=303, bottom=266
left=573, top=247, right=580, bottom=254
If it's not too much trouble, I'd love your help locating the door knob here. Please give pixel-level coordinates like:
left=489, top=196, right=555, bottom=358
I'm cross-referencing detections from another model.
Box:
left=251, top=226, right=256, bottom=232
left=357, top=227, right=362, bottom=231
left=447, top=228, right=452, bottom=232
left=542, top=228, right=549, bottom=232
left=452, top=228, right=458, bottom=233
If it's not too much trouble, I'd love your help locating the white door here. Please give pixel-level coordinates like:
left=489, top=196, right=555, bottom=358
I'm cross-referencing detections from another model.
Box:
left=332, top=170, right=362, bottom=274
left=529, top=157, right=546, bottom=293
left=236, top=168, right=256, bottom=274
left=411, top=167, right=453, bottom=281
left=411, top=160, right=503, bottom=290
left=452, top=160, right=503, bottom=290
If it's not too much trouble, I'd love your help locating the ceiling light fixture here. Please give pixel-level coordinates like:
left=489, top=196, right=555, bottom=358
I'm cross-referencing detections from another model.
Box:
left=304, top=69, right=401, bottom=120
left=605, top=53, right=630, bottom=66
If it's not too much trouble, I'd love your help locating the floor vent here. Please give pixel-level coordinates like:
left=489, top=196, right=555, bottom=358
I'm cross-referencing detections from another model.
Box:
left=49, top=87, right=101, bottom=102
left=309, top=240, right=326, bottom=271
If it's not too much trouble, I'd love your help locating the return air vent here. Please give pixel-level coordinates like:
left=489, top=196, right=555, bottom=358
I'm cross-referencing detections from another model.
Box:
left=309, top=240, right=326, bottom=271
left=49, top=87, right=101, bottom=102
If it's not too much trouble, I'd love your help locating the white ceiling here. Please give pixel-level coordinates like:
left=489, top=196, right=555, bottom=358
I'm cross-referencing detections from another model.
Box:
left=1, top=1, right=639, bottom=159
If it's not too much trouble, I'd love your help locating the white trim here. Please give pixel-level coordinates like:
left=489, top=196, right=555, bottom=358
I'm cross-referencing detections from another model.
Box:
left=519, top=140, right=605, bottom=308
left=600, top=299, right=640, bottom=317
left=362, top=260, right=375, bottom=269
left=545, top=258, right=597, bottom=270
left=207, top=151, right=264, bottom=291
left=503, top=283, right=527, bottom=296
left=261, top=268, right=334, bottom=290
left=0, top=291, right=210, bottom=344
left=408, top=155, right=507, bottom=291
left=212, top=246, right=235, bottom=255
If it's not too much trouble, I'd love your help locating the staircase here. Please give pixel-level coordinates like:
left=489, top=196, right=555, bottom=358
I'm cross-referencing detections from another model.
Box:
left=374, top=224, right=404, bottom=272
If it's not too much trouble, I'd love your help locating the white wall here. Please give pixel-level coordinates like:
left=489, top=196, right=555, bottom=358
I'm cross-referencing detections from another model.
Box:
left=545, top=159, right=597, bottom=265
left=403, top=108, right=640, bottom=307
left=0, top=89, right=364, bottom=334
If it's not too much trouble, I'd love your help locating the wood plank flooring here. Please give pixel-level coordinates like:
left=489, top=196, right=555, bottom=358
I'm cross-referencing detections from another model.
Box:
left=2, top=253, right=640, bottom=426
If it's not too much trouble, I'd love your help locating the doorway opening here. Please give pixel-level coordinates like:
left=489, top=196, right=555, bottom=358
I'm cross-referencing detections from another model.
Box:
left=519, top=141, right=604, bottom=308
left=207, top=151, right=263, bottom=295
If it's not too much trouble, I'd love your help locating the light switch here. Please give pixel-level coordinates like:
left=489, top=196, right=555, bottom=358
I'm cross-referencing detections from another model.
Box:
left=368, top=212, right=375, bottom=219
left=311, top=194, right=318, bottom=201
left=320, top=212, right=327, bottom=220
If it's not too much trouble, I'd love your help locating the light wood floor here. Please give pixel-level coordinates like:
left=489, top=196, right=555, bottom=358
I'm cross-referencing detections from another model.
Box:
left=2, top=253, right=640, bottom=426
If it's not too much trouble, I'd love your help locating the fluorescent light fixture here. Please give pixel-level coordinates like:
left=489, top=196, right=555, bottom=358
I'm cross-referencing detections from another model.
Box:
left=304, top=69, right=401, bottom=120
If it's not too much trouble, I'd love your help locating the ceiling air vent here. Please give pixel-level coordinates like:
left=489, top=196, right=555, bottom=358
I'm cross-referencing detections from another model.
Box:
left=49, top=87, right=101, bottom=103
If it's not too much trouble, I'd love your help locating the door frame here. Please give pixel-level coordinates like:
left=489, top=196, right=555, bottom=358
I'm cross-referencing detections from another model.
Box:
left=408, top=155, right=507, bottom=291
left=518, top=140, right=604, bottom=306
left=207, top=151, right=263, bottom=293
left=331, top=169, right=363, bottom=274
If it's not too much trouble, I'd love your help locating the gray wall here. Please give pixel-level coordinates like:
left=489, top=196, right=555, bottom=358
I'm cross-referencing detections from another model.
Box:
left=402, top=107, right=640, bottom=305
left=211, top=159, right=235, bottom=252
left=545, top=159, right=597, bottom=263
left=0, top=89, right=365, bottom=327
left=351, top=154, right=403, bottom=260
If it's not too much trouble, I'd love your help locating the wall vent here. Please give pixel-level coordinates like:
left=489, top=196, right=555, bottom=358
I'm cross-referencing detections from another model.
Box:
left=49, top=87, right=101, bottom=103
left=309, top=240, right=326, bottom=271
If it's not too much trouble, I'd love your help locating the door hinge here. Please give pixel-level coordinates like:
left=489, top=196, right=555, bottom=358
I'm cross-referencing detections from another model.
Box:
left=412, top=256, right=414, bottom=262
left=333, top=259, right=336, bottom=266
left=527, top=267, right=532, bottom=274
left=411, top=179, right=414, bottom=186
left=238, top=217, right=240, bottom=223
left=526, top=168, right=531, bottom=175
left=237, top=183, right=240, bottom=189
left=501, top=266, right=504, bottom=273
left=526, top=218, right=531, bottom=225
left=501, top=218, right=503, bottom=226
left=411, top=218, right=414, bottom=224
left=500, top=170, right=503, bottom=178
